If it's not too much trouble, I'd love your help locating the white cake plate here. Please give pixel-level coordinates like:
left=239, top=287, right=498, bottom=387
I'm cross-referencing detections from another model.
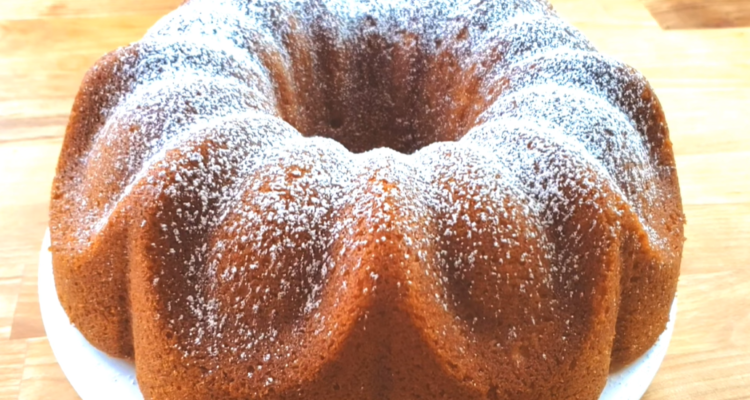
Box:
left=39, top=230, right=676, bottom=400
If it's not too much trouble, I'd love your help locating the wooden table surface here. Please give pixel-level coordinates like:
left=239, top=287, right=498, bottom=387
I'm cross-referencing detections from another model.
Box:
left=1, top=0, right=748, bottom=399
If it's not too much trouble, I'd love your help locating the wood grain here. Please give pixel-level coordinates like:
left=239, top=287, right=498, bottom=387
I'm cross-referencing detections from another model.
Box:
left=10, top=263, right=45, bottom=341
left=644, top=0, right=750, bottom=29
left=0, top=0, right=181, bottom=20
left=0, top=341, right=26, bottom=400
left=0, top=0, right=748, bottom=399
left=0, top=14, right=171, bottom=142
left=17, top=339, right=78, bottom=400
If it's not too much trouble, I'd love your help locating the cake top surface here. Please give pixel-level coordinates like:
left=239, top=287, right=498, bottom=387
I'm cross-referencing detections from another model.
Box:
left=54, top=0, right=683, bottom=386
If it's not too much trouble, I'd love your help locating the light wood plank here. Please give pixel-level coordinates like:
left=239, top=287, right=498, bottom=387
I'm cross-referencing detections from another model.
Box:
left=644, top=0, right=750, bottom=29
left=0, top=341, right=27, bottom=400
left=660, top=89, right=750, bottom=156
left=0, top=15, right=167, bottom=57
left=17, top=339, right=79, bottom=400
left=552, top=0, right=661, bottom=26
left=0, top=118, right=68, bottom=144
left=10, top=263, right=45, bottom=341
left=0, top=279, right=22, bottom=341
left=0, top=0, right=181, bottom=21
left=680, top=203, right=750, bottom=275
left=677, top=152, right=750, bottom=205
left=0, top=137, right=61, bottom=343
left=0, top=138, right=61, bottom=208
left=644, top=349, right=750, bottom=398
left=0, top=15, right=168, bottom=137
left=674, top=203, right=750, bottom=353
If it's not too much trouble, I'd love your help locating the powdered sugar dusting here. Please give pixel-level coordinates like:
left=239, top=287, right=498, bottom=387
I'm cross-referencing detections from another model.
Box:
left=51, top=0, right=683, bottom=396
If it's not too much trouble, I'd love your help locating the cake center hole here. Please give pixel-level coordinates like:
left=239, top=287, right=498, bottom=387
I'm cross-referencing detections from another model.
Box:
left=272, top=32, right=488, bottom=154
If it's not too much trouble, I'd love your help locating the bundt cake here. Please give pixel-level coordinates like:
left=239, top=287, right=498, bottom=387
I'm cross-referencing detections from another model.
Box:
left=49, top=0, right=684, bottom=398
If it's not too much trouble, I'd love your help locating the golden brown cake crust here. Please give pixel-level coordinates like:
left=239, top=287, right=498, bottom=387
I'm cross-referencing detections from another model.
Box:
left=50, top=0, right=684, bottom=398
